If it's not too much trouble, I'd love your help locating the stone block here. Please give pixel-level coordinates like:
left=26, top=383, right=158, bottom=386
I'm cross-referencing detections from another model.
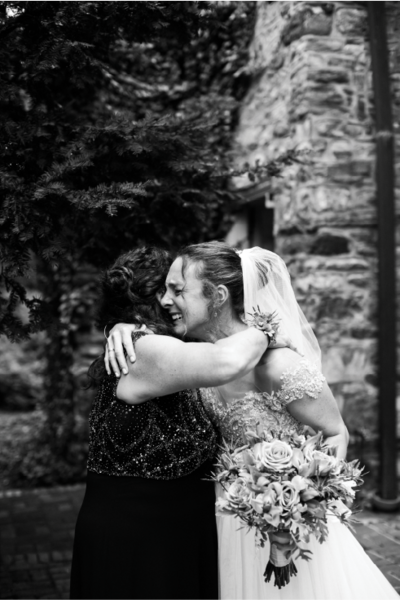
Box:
left=347, top=273, right=377, bottom=290
left=303, top=13, right=333, bottom=36
left=346, top=229, right=378, bottom=257
left=334, top=7, right=368, bottom=38
left=309, top=232, right=349, bottom=255
left=277, top=182, right=378, bottom=229
left=273, top=121, right=290, bottom=137
left=329, top=139, right=355, bottom=160
left=315, top=117, right=345, bottom=137
left=294, top=0, right=368, bottom=4
left=327, top=159, right=372, bottom=183
left=343, top=121, right=373, bottom=138
left=330, top=0, right=368, bottom=6
left=308, top=67, right=349, bottom=84
left=327, top=52, right=360, bottom=69
left=315, top=292, right=364, bottom=320
left=298, top=84, right=349, bottom=114
left=296, top=37, right=344, bottom=55
left=282, top=9, right=333, bottom=45
left=276, top=233, right=317, bottom=255
left=319, top=256, right=370, bottom=271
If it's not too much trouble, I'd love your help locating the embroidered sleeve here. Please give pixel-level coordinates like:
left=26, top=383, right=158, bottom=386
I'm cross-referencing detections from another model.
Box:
left=279, top=360, right=325, bottom=405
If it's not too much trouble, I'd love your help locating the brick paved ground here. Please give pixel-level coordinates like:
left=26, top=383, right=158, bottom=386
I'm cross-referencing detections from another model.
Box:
left=0, top=485, right=399, bottom=599
left=0, top=486, right=85, bottom=600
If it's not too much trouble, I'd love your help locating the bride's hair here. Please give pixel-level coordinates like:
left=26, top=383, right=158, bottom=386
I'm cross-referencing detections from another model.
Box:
left=88, top=247, right=174, bottom=383
left=178, top=241, right=244, bottom=317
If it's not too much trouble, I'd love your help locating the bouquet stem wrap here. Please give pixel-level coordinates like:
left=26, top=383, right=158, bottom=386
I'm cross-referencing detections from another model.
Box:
left=264, top=531, right=298, bottom=589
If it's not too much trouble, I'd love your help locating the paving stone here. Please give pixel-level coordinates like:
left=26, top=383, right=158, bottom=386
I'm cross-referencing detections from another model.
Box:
left=50, top=551, right=64, bottom=562
left=13, top=581, right=32, bottom=592
left=38, top=552, right=50, bottom=564
left=31, top=569, right=49, bottom=582
left=0, top=486, right=399, bottom=599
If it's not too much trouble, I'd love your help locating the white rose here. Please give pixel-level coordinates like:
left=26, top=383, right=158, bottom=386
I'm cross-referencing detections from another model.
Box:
left=253, top=440, right=293, bottom=472
left=226, top=478, right=251, bottom=507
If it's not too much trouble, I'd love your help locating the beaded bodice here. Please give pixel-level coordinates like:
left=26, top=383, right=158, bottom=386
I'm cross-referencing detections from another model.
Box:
left=87, top=376, right=217, bottom=479
left=201, top=359, right=325, bottom=444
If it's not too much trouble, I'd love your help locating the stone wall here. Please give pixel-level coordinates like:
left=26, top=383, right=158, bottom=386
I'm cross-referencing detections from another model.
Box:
left=231, top=1, right=400, bottom=476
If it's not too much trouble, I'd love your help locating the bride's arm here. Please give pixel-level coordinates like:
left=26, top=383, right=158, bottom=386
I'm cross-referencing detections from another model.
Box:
left=256, top=350, right=349, bottom=459
left=287, top=383, right=349, bottom=459
left=117, top=328, right=270, bottom=404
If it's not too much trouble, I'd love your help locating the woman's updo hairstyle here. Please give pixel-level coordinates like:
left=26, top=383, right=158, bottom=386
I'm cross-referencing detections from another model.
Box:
left=88, top=247, right=173, bottom=383
left=178, top=241, right=244, bottom=317
left=98, top=247, right=172, bottom=333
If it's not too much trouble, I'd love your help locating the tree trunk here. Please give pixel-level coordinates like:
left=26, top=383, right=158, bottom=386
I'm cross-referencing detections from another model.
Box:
left=39, top=259, right=77, bottom=456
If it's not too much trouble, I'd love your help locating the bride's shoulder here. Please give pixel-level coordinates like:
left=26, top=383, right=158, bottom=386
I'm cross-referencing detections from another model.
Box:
left=259, top=347, right=303, bottom=371
left=256, top=349, right=318, bottom=389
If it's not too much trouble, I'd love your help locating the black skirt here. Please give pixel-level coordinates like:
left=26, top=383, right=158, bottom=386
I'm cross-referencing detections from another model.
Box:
left=70, top=462, right=218, bottom=600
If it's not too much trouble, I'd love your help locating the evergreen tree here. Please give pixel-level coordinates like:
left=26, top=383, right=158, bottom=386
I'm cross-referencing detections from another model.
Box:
left=0, top=1, right=298, bottom=482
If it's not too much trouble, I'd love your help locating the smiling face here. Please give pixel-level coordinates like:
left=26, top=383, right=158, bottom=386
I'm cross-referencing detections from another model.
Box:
left=160, top=257, right=211, bottom=339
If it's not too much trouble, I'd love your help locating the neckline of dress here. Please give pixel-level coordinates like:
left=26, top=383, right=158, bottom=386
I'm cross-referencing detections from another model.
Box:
left=210, top=386, right=273, bottom=412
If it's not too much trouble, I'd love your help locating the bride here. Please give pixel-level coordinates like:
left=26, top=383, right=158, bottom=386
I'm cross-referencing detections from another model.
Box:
left=107, top=241, right=398, bottom=600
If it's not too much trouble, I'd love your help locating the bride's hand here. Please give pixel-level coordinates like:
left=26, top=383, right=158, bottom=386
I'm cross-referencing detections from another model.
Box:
left=104, top=323, right=152, bottom=377
left=246, top=310, right=302, bottom=356
left=322, top=428, right=349, bottom=460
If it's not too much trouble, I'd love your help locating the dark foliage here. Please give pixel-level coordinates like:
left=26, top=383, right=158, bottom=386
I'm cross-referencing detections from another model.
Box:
left=0, top=1, right=301, bottom=483
left=0, top=0, right=259, bottom=341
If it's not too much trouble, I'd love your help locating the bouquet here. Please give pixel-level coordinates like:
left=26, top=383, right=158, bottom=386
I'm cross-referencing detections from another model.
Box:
left=213, top=427, right=364, bottom=589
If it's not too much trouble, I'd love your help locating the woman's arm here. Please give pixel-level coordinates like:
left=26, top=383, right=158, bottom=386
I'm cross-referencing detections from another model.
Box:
left=104, top=324, right=148, bottom=376
left=105, top=322, right=299, bottom=377
left=255, top=350, right=349, bottom=459
left=117, top=328, right=269, bottom=404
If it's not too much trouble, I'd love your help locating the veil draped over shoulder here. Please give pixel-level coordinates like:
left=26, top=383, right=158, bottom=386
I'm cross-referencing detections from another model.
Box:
left=239, top=247, right=321, bottom=370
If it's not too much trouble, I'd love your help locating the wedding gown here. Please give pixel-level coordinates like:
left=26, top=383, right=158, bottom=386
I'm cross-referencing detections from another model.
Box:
left=201, top=357, right=399, bottom=600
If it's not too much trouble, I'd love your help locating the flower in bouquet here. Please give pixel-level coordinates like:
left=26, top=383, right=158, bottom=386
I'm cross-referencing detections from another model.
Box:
left=253, top=440, right=293, bottom=472
left=212, top=429, right=364, bottom=589
left=226, top=478, right=252, bottom=510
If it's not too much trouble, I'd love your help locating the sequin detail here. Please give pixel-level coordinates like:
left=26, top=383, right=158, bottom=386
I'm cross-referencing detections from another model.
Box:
left=87, top=377, right=217, bottom=479
left=201, top=359, right=326, bottom=444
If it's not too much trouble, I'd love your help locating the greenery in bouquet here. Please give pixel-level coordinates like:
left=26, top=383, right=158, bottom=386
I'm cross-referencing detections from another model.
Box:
left=213, top=428, right=364, bottom=589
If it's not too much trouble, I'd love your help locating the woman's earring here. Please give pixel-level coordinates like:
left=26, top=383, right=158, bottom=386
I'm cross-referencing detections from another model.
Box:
left=214, top=311, right=218, bottom=318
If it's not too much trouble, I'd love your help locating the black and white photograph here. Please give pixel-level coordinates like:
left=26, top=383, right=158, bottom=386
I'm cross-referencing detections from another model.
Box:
left=0, top=1, right=400, bottom=599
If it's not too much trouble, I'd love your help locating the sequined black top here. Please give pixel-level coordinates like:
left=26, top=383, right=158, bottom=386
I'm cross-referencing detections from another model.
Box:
left=87, top=375, right=218, bottom=480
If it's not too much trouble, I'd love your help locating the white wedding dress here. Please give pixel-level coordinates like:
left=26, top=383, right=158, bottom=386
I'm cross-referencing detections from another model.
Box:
left=201, top=358, right=399, bottom=600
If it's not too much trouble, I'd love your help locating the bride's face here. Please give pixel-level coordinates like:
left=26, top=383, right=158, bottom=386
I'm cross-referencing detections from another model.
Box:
left=160, top=257, right=211, bottom=339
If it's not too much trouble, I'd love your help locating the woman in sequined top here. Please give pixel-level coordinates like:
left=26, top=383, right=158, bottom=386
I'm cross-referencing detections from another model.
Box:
left=70, top=246, right=292, bottom=600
